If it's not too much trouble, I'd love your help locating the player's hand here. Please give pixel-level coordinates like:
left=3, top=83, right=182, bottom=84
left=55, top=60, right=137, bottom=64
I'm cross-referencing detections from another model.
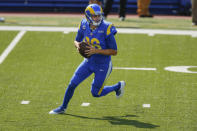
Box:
left=85, top=46, right=97, bottom=57
left=74, top=41, right=80, bottom=52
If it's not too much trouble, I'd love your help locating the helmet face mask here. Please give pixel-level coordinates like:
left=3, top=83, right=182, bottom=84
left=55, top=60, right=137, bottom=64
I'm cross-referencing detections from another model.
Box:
left=91, top=15, right=102, bottom=26
left=85, top=4, right=103, bottom=26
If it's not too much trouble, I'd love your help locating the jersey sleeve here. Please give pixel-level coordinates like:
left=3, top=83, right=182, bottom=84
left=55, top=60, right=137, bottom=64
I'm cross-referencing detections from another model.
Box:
left=106, top=24, right=117, bottom=37
left=75, top=20, right=85, bottom=42
left=106, top=33, right=117, bottom=50
left=105, top=23, right=117, bottom=50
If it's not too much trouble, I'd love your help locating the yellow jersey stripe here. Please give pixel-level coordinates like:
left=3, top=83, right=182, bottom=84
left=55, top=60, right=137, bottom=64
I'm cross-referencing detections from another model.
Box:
left=107, top=24, right=113, bottom=36
left=98, top=82, right=105, bottom=95
left=78, top=22, right=81, bottom=30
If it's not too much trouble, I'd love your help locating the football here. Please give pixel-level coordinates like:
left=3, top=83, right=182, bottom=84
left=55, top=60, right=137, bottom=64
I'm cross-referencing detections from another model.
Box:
left=79, top=41, right=91, bottom=58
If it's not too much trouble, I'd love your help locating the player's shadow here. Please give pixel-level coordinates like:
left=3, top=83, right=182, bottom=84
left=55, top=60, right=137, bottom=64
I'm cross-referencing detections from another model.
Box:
left=65, top=113, right=159, bottom=129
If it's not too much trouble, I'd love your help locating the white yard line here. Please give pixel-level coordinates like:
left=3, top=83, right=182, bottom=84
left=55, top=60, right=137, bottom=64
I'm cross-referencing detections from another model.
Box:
left=0, top=26, right=77, bottom=32
left=0, top=30, right=26, bottom=64
left=0, top=26, right=197, bottom=36
left=114, top=67, right=157, bottom=71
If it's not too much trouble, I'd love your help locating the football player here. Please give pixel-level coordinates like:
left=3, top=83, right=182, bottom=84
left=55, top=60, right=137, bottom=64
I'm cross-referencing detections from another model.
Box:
left=49, top=4, right=125, bottom=114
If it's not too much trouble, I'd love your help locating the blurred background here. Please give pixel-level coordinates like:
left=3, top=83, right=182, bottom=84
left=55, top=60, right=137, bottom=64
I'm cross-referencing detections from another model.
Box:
left=0, top=0, right=192, bottom=16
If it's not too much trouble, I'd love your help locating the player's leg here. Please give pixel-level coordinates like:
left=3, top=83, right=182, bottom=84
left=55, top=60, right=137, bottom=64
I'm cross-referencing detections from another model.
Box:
left=192, top=0, right=197, bottom=25
left=137, top=0, right=152, bottom=17
left=49, top=60, right=92, bottom=114
left=91, top=61, right=125, bottom=98
left=119, top=0, right=127, bottom=20
left=61, top=61, right=92, bottom=109
left=103, top=0, right=114, bottom=18
left=143, top=0, right=151, bottom=16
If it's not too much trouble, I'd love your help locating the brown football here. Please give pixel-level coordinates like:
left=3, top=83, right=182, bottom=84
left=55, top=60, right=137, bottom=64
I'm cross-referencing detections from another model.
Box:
left=79, top=41, right=91, bottom=58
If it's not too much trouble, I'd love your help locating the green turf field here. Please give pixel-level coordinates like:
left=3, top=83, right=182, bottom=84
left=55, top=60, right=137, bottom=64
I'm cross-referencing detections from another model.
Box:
left=0, top=29, right=197, bottom=131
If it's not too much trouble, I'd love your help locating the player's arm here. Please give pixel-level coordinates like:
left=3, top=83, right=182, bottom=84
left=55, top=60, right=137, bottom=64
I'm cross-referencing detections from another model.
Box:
left=74, top=20, right=85, bottom=50
left=85, top=34, right=117, bottom=56
left=96, top=49, right=117, bottom=56
left=86, top=47, right=117, bottom=56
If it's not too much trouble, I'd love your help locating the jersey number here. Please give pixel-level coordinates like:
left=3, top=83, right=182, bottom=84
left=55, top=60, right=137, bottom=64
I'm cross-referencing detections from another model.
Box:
left=85, top=37, right=101, bottom=49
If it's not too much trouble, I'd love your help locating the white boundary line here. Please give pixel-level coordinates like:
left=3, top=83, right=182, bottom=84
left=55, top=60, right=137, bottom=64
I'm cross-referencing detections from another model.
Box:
left=117, top=28, right=197, bottom=37
left=0, top=26, right=197, bottom=36
left=0, top=30, right=26, bottom=64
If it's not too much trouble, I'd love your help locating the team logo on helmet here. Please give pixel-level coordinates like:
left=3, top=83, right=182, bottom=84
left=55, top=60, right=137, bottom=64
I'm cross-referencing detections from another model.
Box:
left=85, top=4, right=103, bottom=26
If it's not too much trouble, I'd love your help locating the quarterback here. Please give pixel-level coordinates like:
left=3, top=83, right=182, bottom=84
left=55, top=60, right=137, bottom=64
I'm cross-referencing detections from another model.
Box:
left=49, top=4, right=125, bottom=114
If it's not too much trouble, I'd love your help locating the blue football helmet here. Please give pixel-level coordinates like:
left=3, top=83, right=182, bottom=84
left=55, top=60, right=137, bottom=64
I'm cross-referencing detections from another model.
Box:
left=85, top=4, right=103, bottom=26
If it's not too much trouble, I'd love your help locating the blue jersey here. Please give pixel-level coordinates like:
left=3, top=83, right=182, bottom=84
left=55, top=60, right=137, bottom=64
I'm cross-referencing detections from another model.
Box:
left=75, top=19, right=117, bottom=64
